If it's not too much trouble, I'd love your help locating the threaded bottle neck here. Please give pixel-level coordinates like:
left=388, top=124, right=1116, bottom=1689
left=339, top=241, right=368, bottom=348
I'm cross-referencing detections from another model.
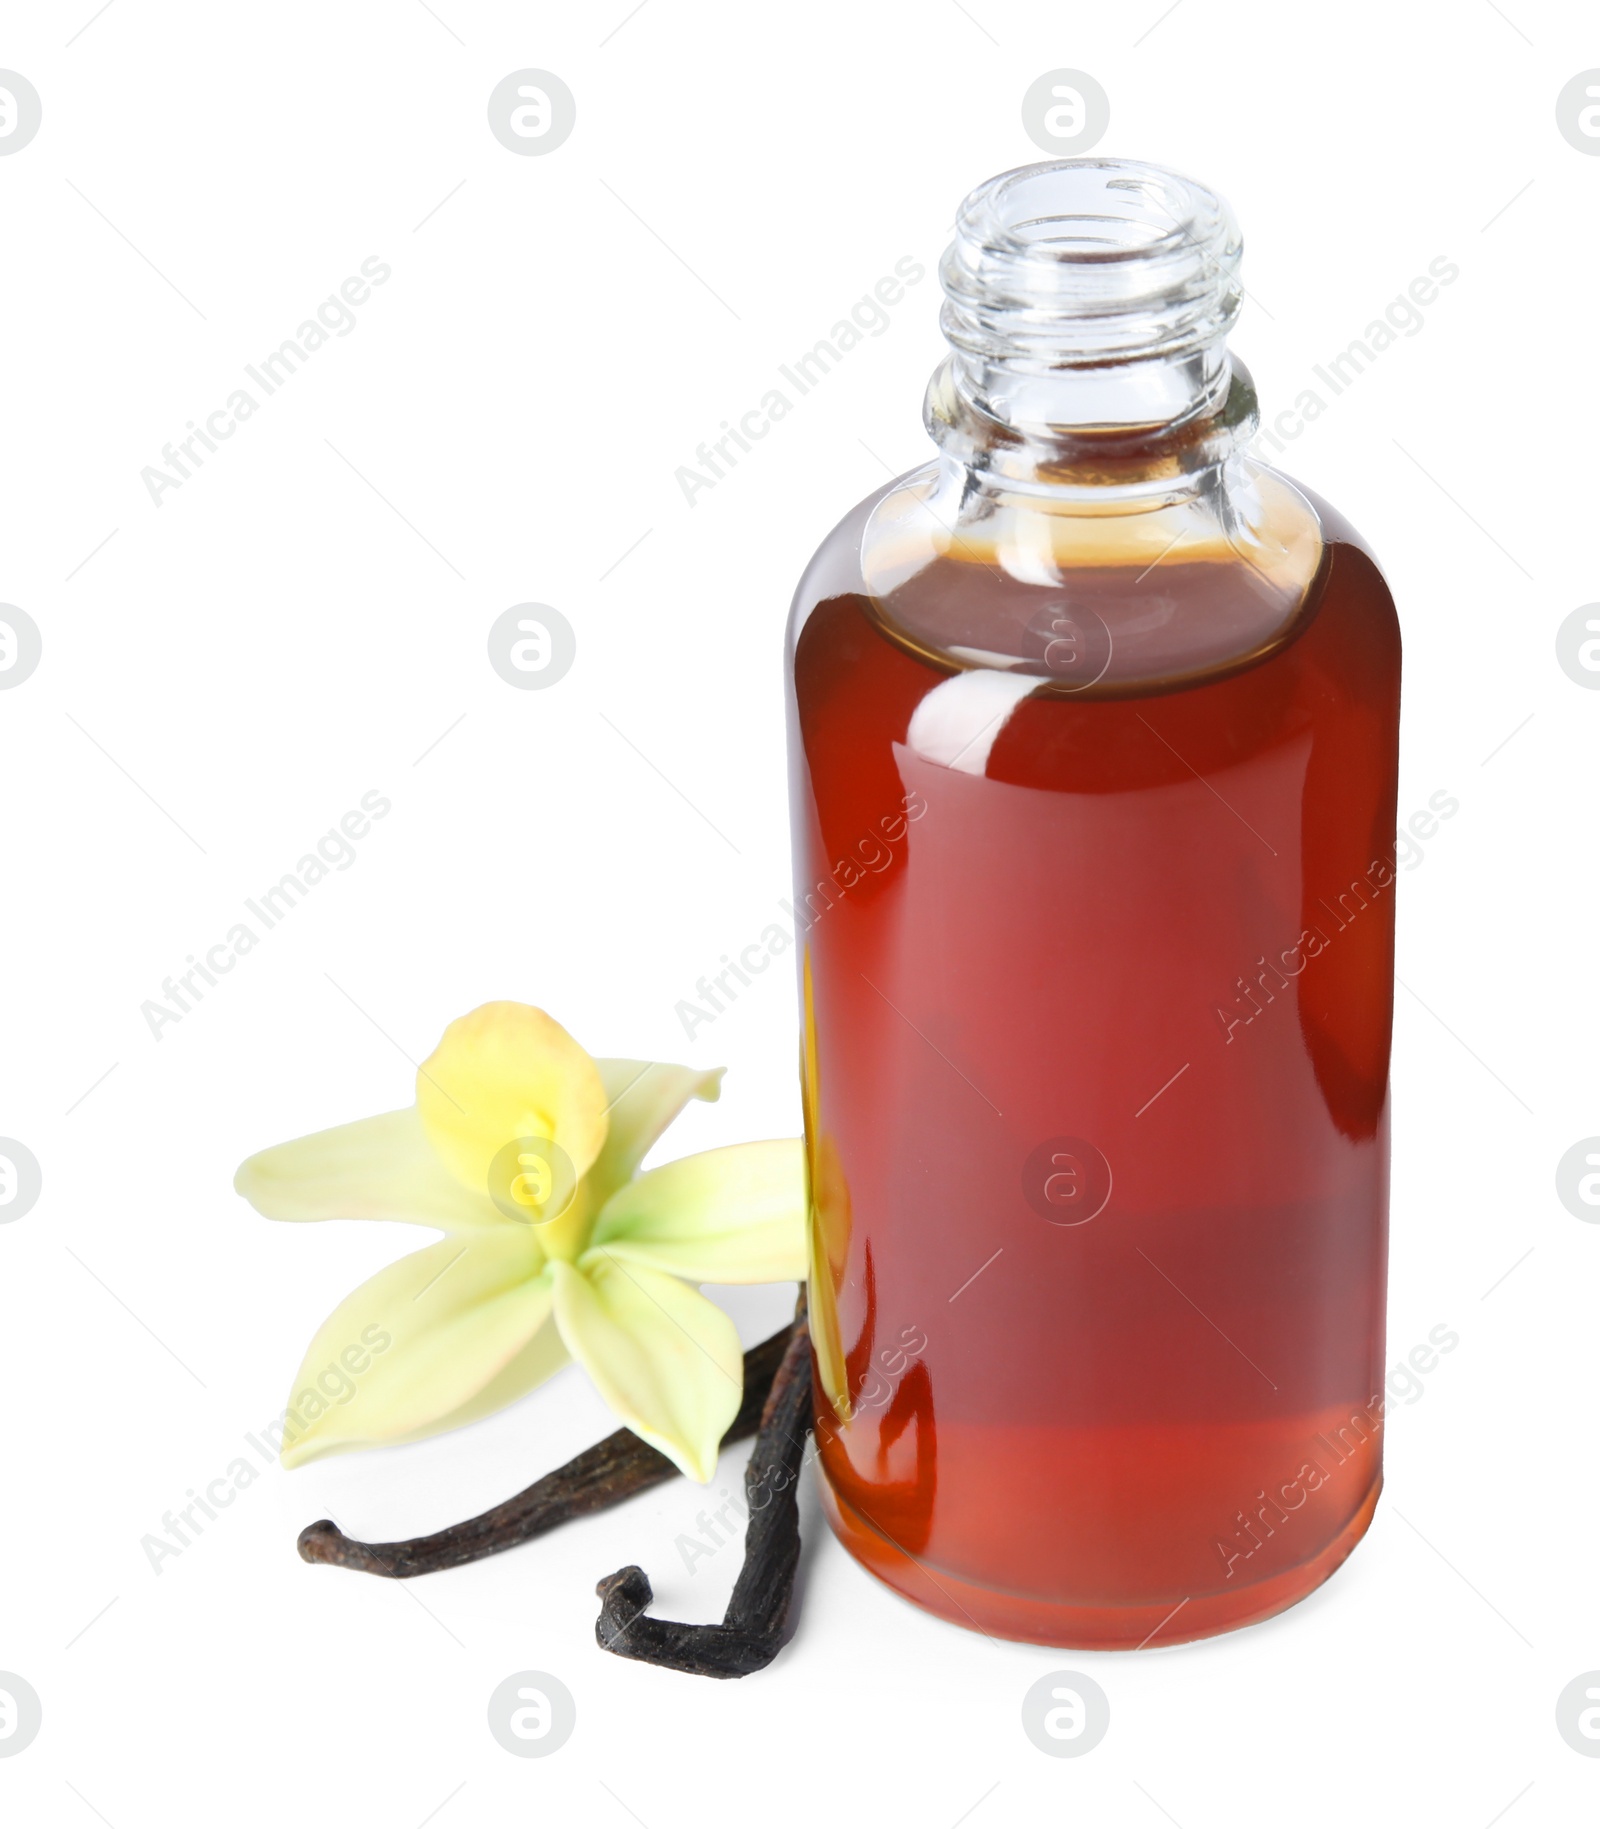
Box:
left=936, top=158, right=1245, bottom=434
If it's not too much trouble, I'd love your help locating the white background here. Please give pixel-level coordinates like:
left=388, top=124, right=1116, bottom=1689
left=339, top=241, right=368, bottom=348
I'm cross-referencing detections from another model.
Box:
left=1, top=1, right=1596, bottom=1823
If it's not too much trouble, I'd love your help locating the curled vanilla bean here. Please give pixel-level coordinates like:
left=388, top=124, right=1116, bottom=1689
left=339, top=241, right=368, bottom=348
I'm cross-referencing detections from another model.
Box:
left=594, top=1299, right=812, bottom=1679
left=297, top=1324, right=794, bottom=1579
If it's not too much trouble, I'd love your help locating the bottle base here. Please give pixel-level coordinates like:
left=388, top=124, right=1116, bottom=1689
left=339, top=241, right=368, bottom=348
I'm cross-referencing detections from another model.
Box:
left=817, top=1470, right=1382, bottom=1650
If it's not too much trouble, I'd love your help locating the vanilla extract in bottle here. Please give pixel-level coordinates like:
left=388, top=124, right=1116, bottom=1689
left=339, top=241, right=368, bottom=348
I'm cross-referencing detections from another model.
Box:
left=785, top=159, right=1400, bottom=1648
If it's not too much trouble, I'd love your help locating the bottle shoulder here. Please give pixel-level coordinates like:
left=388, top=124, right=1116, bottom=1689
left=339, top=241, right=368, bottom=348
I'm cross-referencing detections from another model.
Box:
left=789, top=458, right=1396, bottom=705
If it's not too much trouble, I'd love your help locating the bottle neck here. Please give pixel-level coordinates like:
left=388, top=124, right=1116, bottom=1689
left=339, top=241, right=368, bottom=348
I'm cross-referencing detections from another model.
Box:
left=927, top=158, right=1258, bottom=506
left=853, top=157, right=1323, bottom=689
left=926, top=352, right=1261, bottom=509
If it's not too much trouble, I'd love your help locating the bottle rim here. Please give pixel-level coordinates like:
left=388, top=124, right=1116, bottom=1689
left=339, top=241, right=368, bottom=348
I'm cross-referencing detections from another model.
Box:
left=940, top=158, right=1244, bottom=392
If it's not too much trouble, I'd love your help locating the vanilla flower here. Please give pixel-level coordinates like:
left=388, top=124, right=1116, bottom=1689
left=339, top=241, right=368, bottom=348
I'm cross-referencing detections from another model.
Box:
left=234, top=1002, right=806, bottom=1481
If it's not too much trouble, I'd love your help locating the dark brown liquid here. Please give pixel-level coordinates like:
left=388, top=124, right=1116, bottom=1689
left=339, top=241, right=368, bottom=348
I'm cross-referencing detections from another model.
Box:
left=788, top=500, right=1400, bottom=1646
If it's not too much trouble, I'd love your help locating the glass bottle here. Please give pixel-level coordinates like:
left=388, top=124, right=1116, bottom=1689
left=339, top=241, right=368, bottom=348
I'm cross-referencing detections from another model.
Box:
left=785, top=158, right=1400, bottom=1648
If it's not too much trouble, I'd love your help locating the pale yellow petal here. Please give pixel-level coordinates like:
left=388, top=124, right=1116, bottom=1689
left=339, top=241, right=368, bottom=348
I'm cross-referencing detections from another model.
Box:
left=387, top=1322, right=571, bottom=1446
left=587, top=1058, right=724, bottom=1205
left=234, top=1108, right=503, bottom=1230
left=280, top=1231, right=554, bottom=1466
left=415, top=1004, right=609, bottom=1219
left=549, top=1257, right=741, bottom=1483
left=585, top=1139, right=806, bottom=1284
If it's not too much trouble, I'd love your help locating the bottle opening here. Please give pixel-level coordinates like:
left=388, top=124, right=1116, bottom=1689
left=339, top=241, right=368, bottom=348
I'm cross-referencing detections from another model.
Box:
left=964, top=160, right=1232, bottom=262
